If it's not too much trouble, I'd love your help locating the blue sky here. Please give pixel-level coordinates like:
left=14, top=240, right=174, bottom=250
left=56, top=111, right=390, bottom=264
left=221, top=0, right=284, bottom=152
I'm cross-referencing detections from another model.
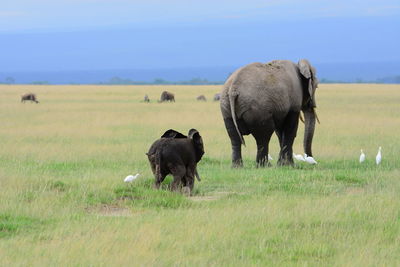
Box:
left=1, top=0, right=400, bottom=75
left=2, top=0, right=400, bottom=32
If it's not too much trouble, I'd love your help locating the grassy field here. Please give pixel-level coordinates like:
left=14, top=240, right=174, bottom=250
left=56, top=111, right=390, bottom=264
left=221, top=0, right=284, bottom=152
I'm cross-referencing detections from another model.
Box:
left=0, top=84, right=399, bottom=266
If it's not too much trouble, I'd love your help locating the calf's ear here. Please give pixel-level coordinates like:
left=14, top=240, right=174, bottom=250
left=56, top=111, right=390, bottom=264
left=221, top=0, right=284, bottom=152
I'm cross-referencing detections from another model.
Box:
left=188, top=129, right=204, bottom=154
left=161, top=129, right=187, bottom=138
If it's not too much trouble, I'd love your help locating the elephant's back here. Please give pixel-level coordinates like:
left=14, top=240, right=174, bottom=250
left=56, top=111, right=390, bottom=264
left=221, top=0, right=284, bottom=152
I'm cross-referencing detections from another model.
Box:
left=235, top=62, right=295, bottom=114
left=220, top=62, right=265, bottom=117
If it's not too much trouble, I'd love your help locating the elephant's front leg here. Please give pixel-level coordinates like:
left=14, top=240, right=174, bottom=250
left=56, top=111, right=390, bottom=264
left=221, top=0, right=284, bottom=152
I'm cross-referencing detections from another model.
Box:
left=223, top=118, right=243, bottom=168
left=278, top=111, right=300, bottom=166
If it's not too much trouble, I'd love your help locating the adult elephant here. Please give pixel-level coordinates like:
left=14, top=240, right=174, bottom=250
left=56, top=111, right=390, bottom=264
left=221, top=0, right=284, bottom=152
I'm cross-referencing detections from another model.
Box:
left=159, top=91, right=175, bottom=102
left=220, top=59, right=318, bottom=167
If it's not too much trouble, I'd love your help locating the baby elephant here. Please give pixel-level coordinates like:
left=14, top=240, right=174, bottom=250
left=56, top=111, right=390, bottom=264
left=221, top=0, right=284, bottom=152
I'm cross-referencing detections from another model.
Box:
left=147, top=129, right=204, bottom=195
left=21, top=93, right=39, bottom=103
left=159, top=91, right=175, bottom=102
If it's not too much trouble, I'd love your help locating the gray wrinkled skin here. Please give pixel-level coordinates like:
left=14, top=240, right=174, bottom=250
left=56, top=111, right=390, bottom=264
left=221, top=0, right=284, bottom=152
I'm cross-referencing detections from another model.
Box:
left=220, top=59, right=318, bottom=167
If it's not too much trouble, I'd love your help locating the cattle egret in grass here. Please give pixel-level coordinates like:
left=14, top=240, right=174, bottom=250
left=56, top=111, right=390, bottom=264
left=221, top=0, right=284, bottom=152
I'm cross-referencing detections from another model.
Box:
left=293, top=153, right=305, bottom=161
left=376, top=147, right=382, bottom=165
left=124, top=173, right=140, bottom=183
left=268, top=154, right=273, bottom=161
left=304, top=154, right=318, bottom=165
left=359, top=149, right=366, bottom=163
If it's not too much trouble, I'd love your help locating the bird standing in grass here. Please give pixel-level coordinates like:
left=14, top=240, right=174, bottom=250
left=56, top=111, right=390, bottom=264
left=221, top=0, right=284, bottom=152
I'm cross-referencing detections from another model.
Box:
left=376, top=147, right=382, bottom=165
left=124, top=173, right=140, bottom=183
left=293, top=153, right=305, bottom=161
left=268, top=154, right=273, bottom=161
left=359, top=149, right=366, bottom=163
left=304, top=154, right=317, bottom=165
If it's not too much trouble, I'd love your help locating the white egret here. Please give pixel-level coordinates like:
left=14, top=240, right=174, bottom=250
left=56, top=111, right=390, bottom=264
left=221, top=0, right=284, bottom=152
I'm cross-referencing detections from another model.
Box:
left=268, top=154, right=273, bottom=161
left=359, top=149, right=366, bottom=163
left=124, top=173, right=140, bottom=183
left=376, top=147, right=382, bottom=165
left=304, top=154, right=317, bottom=165
left=293, top=153, right=305, bottom=161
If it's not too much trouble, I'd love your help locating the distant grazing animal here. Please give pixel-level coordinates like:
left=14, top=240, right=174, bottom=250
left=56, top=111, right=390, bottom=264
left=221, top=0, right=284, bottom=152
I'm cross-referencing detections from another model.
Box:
left=376, top=147, right=382, bottom=165
left=144, top=94, right=150, bottom=102
left=196, top=95, right=206, bottom=101
left=147, top=129, right=204, bottom=196
left=21, top=93, right=39, bottom=103
left=359, top=149, right=366, bottom=163
left=213, top=93, right=221, bottom=101
left=159, top=91, right=175, bottom=102
left=220, top=59, right=318, bottom=167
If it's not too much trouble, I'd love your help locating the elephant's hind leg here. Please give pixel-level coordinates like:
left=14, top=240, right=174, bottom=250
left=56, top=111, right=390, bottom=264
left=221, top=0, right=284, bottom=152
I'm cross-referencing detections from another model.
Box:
left=253, top=128, right=274, bottom=167
left=187, top=166, right=195, bottom=191
left=168, top=163, right=186, bottom=192
left=278, top=111, right=300, bottom=166
left=223, top=118, right=244, bottom=168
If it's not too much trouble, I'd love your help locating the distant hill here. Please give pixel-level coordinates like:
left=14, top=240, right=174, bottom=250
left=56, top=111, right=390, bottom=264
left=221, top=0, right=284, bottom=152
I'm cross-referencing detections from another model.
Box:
left=1, top=62, right=399, bottom=84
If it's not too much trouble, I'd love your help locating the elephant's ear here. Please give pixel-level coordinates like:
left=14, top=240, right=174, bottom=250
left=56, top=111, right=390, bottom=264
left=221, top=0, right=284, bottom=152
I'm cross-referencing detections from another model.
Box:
left=188, top=129, right=205, bottom=161
left=161, top=129, right=187, bottom=138
left=298, top=59, right=312, bottom=79
left=298, top=59, right=317, bottom=108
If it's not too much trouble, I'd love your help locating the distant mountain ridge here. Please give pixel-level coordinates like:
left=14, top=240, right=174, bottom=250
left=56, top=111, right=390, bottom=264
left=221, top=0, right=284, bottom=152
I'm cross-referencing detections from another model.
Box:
left=1, top=61, right=399, bottom=84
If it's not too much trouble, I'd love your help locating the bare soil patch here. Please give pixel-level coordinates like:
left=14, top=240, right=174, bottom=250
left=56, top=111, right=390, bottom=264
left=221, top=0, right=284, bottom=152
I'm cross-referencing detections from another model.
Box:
left=190, top=191, right=231, bottom=202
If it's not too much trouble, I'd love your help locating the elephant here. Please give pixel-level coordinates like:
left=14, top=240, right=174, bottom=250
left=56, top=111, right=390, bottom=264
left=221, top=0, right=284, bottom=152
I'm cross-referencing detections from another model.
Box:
left=147, top=129, right=204, bottom=195
left=220, top=59, right=318, bottom=167
left=21, top=93, right=39, bottom=103
left=213, top=93, right=221, bottom=101
left=159, top=91, right=175, bottom=102
left=143, top=94, right=150, bottom=102
left=196, top=95, right=207, bottom=101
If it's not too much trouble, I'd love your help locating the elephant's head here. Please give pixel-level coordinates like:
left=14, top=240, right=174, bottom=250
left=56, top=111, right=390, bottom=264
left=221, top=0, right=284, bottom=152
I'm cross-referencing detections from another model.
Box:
left=298, top=59, right=318, bottom=157
left=188, top=129, right=204, bottom=162
left=161, top=129, right=187, bottom=139
left=161, top=129, right=204, bottom=162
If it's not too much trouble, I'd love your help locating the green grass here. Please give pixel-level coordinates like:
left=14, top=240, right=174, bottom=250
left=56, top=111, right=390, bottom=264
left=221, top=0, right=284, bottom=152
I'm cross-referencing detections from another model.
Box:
left=0, top=84, right=400, bottom=266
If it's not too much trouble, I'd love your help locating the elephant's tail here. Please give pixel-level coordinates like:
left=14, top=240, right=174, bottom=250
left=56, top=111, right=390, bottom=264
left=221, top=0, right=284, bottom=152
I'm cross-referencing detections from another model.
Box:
left=228, top=90, right=246, bottom=146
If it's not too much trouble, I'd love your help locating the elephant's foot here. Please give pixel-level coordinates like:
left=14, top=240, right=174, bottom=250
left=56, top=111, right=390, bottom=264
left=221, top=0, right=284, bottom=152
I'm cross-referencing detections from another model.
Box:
left=153, top=182, right=161, bottom=189
left=257, top=161, right=272, bottom=168
left=277, top=158, right=294, bottom=167
left=182, top=186, right=191, bottom=196
left=232, top=159, right=243, bottom=168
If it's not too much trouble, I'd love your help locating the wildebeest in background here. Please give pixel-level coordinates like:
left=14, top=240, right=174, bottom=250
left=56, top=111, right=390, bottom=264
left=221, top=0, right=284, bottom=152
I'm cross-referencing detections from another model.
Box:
left=144, top=94, right=150, bottom=102
left=196, top=95, right=206, bottom=101
left=21, top=93, right=39, bottom=103
left=159, top=91, right=175, bottom=102
left=213, top=93, right=221, bottom=101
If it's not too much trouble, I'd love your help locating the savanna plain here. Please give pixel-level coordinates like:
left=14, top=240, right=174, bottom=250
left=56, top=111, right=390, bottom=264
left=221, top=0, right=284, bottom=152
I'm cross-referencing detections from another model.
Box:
left=0, top=84, right=399, bottom=266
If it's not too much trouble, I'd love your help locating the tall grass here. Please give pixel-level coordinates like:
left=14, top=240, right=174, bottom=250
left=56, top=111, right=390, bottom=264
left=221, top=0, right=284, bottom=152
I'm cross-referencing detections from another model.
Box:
left=0, top=84, right=399, bottom=266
